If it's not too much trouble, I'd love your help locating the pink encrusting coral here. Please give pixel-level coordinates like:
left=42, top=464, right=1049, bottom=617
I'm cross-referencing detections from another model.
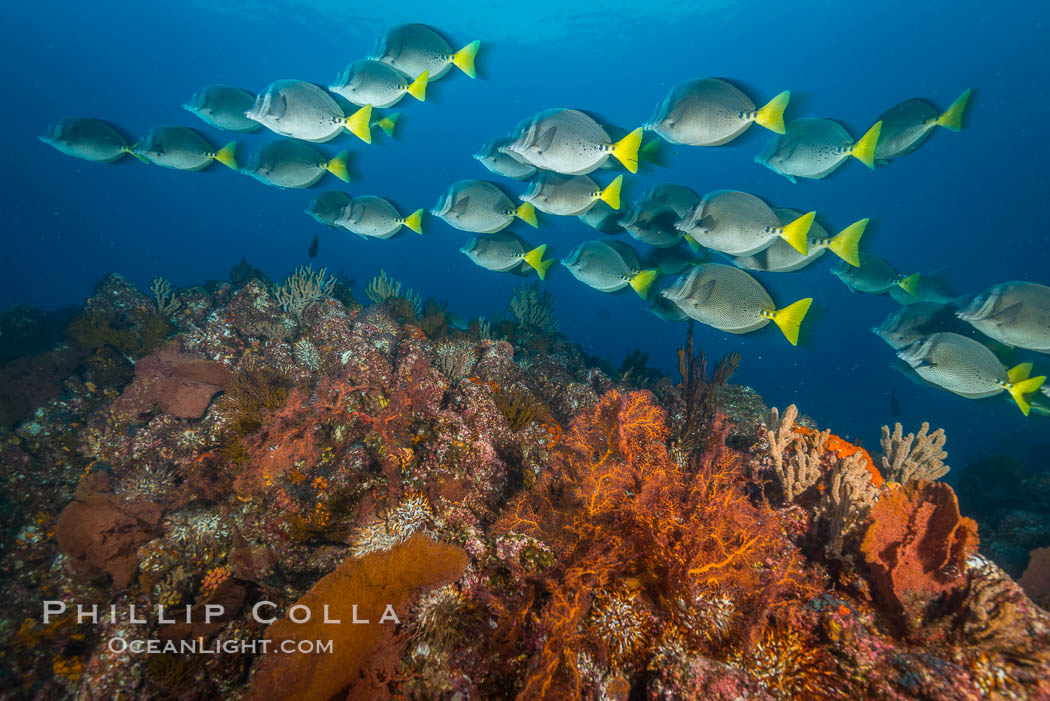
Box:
left=0, top=267, right=1049, bottom=700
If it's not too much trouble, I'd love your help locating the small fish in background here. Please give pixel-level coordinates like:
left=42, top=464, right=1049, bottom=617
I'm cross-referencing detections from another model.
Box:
left=474, top=137, right=537, bottom=180
left=646, top=244, right=704, bottom=276
left=242, top=138, right=349, bottom=188
left=183, top=85, right=260, bottom=133
left=832, top=253, right=919, bottom=296
left=432, top=180, right=538, bottom=233
left=39, top=117, right=143, bottom=163
left=957, top=281, right=1050, bottom=353
left=897, top=332, right=1045, bottom=415
left=562, top=240, right=659, bottom=299
left=676, top=190, right=814, bottom=257
left=642, top=183, right=699, bottom=218
left=874, top=89, right=972, bottom=163
left=873, top=301, right=957, bottom=350
left=134, top=126, right=238, bottom=171
left=619, top=200, right=689, bottom=248
left=887, top=268, right=959, bottom=305
left=246, top=79, right=372, bottom=144
left=661, top=263, right=812, bottom=345
left=371, top=111, right=400, bottom=139
left=646, top=78, right=790, bottom=146
left=334, top=195, right=423, bottom=238
left=521, top=173, right=622, bottom=216
left=306, top=191, right=352, bottom=228
left=578, top=201, right=623, bottom=234
left=733, top=209, right=866, bottom=272
left=647, top=292, right=690, bottom=322
left=460, top=232, right=553, bottom=279
left=329, top=60, right=428, bottom=112
left=755, top=117, right=883, bottom=182
left=502, top=109, right=643, bottom=174
left=372, top=23, right=480, bottom=80
left=308, top=233, right=319, bottom=258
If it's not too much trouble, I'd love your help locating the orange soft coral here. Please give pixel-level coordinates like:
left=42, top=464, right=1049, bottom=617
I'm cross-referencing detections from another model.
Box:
left=795, top=425, right=884, bottom=487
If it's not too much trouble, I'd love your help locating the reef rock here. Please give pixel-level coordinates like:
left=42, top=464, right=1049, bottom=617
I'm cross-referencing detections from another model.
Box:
left=114, top=341, right=231, bottom=419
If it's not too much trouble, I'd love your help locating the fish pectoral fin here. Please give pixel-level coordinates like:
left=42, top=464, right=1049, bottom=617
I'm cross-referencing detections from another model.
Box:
left=536, top=126, right=557, bottom=153
left=451, top=196, right=470, bottom=217
left=989, top=301, right=1022, bottom=325
left=693, top=279, right=717, bottom=306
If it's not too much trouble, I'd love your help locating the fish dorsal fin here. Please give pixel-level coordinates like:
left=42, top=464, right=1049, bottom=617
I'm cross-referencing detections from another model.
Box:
left=990, top=301, right=1022, bottom=325
left=536, top=126, right=557, bottom=153
left=451, top=195, right=470, bottom=217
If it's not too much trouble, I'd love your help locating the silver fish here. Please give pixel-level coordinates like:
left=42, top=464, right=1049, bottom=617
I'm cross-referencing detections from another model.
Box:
left=676, top=190, right=814, bottom=257
left=474, top=137, right=537, bottom=180
left=306, top=191, right=352, bottom=228
left=873, top=302, right=954, bottom=350
left=432, top=180, right=537, bottom=233
left=832, top=253, right=918, bottom=296
left=874, top=89, right=972, bottom=162
left=246, top=80, right=368, bottom=144
left=39, top=117, right=138, bottom=162
left=562, top=240, right=658, bottom=298
left=329, top=59, right=428, bottom=110
left=183, top=85, right=260, bottom=133
left=897, top=332, right=1044, bottom=414
left=372, top=23, right=480, bottom=80
left=243, top=139, right=348, bottom=189
left=646, top=78, right=789, bottom=146
left=733, top=208, right=866, bottom=271
left=460, top=232, right=552, bottom=279
left=521, top=173, right=622, bottom=216
left=660, top=263, right=812, bottom=345
left=504, top=108, right=642, bottom=174
left=755, top=117, right=882, bottom=182
left=335, top=195, right=422, bottom=239
left=957, top=282, right=1050, bottom=353
left=643, top=183, right=699, bottom=218
left=619, top=200, right=686, bottom=248
left=134, top=126, right=237, bottom=171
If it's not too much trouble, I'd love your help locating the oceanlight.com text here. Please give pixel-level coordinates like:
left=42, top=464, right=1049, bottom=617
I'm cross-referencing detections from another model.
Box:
left=107, top=637, right=334, bottom=655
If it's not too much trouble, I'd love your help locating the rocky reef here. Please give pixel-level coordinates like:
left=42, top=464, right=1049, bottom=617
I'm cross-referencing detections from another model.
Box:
left=0, top=266, right=1048, bottom=700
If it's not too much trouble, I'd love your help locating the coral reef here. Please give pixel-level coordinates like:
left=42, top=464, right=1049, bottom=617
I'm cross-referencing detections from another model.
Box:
left=1, top=266, right=1048, bottom=700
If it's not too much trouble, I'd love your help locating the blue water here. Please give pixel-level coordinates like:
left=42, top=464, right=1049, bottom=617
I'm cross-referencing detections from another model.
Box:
left=3, top=0, right=1048, bottom=473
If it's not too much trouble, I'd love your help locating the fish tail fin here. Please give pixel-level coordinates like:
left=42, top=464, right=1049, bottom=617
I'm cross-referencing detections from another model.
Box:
left=770, top=297, right=813, bottom=346
left=402, top=208, right=424, bottom=234
left=937, top=88, right=972, bottom=132
left=754, top=90, right=790, bottom=134
left=599, top=175, right=623, bottom=210
left=346, top=104, right=373, bottom=144
left=213, top=141, right=238, bottom=170
left=639, top=137, right=664, bottom=166
left=327, top=151, right=350, bottom=183
left=523, top=244, right=550, bottom=279
left=629, top=269, right=659, bottom=300
left=123, top=146, right=150, bottom=164
left=1008, top=362, right=1033, bottom=383
left=452, top=40, right=480, bottom=78
left=850, top=121, right=882, bottom=169
left=827, top=218, right=867, bottom=267
left=684, top=236, right=702, bottom=254
left=610, top=127, right=643, bottom=173
left=376, top=111, right=399, bottom=138
left=1007, top=375, right=1045, bottom=416
left=780, top=210, right=815, bottom=255
left=516, top=201, right=539, bottom=228
left=897, top=272, right=920, bottom=297
left=407, top=71, right=428, bottom=101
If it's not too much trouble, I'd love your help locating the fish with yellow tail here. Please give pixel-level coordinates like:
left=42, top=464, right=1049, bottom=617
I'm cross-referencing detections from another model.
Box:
left=134, top=126, right=238, bottom=171
left=957, top=281, right=1050, bottom=353
left=521, top=173, right=622, bottom=216
left=329, top=60, right=428, bottom=115
left=833, top=253, right=919, bottom=297
left=245, top=80, right=371, bottom=144
left=334, top=196, right=423, bottom=239
left=40, top=117, right=145, bottom=163
left=755, top=117, right=882, bottom=182
left=734, top=209, right=867, bottom=272
left=875, top=89, right=973, bottom=162
left=562, top=240, right=659, bottom=299
left=372, top=24, right=480, bottom=80
left=461, top=233, right=554, bottom=279
left=243, top=139, right=349, bottom=188
left=432, top=180, right=538, bottom=233
left=646, top=78, right=790, bottom=145
left=676, top=190, right=814, bottom=257
left=501, top=109, right=643, bottom=175
left=661, top=263, right=812, bottom=345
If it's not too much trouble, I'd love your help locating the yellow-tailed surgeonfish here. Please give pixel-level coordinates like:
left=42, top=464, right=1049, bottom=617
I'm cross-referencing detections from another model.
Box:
left=957, top=282, right=1050, bottom=353
left=242, top=138, right=348, bottom=188
left=675, top=190, right=814, bottom=257
left=329, top=60, right=428, bottom=113
left=334, top=195, right=422, bottom=239
left=897, top=332, right=1045, bottom=415
left=562, top=240, right=659, bottom=299
left=874, top=89, right=972, bottom=163
left=432, top=180, right=537, bottom=233
left=887, top=268, right=959, bottom=305
left=372, top=24, right=480, bottom=80
left=134, top=126, right=237, bottom=171
left=246, top=79, right=371, bottom=144
left=755, top=117, right=882, bottom=182
left=306, top=191, right=352, bottom=228
left=832, top=253, right=919, bottom=296
left=661, top=263, right=812, bottom=346
left=474, top=137, right=537, bottom=180
left=619, top=200, right=691, bottom=248
left=521, top=173, right=622, bottom=216
left=642, top=183, right=699, bottom=218
left=184, top=85, right=260, bottom=133
left=502, top=109, right=643, bottom=174
left=873, top=302, right=955, bottom=350
left=39, top=117, right=143, bottom=163
left=460, top=232, right=553, bottom=279
left=646, top=78, right=790, bottom=146
left=733, top=209, right=866, bottom=272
